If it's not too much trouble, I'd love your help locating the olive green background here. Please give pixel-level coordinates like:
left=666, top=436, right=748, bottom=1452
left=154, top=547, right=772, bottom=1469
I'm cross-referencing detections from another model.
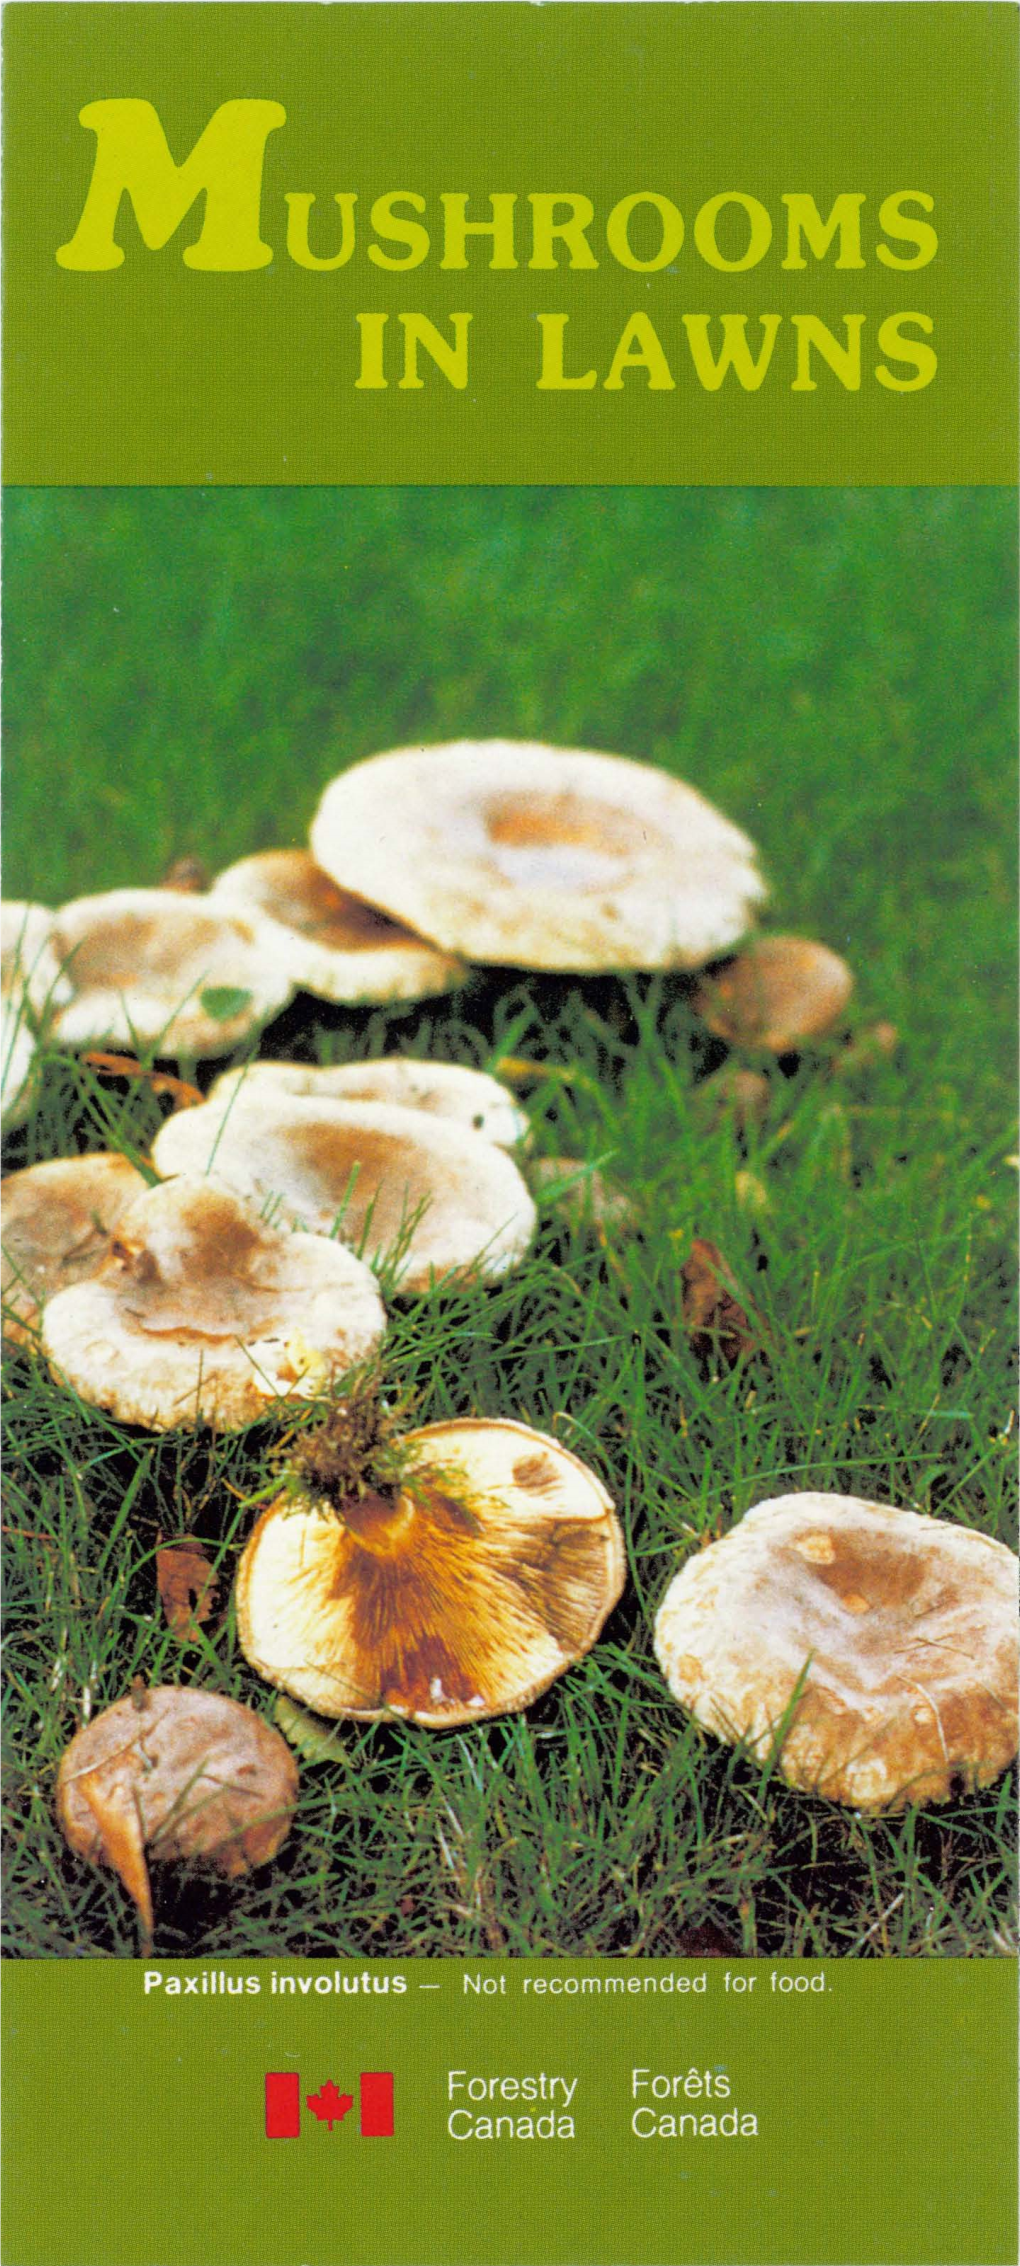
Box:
left=2, top=1958, right=1017, bottom=2265
left=2, top=2, right=1017, bottom=485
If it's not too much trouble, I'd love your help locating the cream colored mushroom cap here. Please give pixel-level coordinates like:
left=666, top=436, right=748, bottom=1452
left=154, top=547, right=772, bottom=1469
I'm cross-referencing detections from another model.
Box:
left=42, top=1175, right=387, bottom=1431
left=209, top=849, right=466, bottom=1004
left=48, top=888, right=295, bottom=1057
left=2, top=901, right=72, bottom=1019
left=310, top=741, right=766, bottom=971
left=1, top=1006, right=38, bottom=1134
left=2, top=1150, right=148, bottom=1346
left=1, top=903, right=73, bottom=1126
left=693, top=935, right=854, bottom=1052
left=151, top=1093, right=536, bottom=1292
left=236, top=1417, right=625, bottom=1724
left=654, top=1492, right=1019, bottom=1811
left=208, top=1057, right=529, bottom=1149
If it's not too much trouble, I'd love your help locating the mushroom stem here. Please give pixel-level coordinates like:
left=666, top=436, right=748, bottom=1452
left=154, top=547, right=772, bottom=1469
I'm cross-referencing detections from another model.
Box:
left=338, top=1488, right=420, bottom=1558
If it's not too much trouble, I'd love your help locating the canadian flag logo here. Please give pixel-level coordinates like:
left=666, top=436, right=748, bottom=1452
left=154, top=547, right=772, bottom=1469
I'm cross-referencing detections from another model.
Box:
left=265, top=2071, right=394, bottom=2138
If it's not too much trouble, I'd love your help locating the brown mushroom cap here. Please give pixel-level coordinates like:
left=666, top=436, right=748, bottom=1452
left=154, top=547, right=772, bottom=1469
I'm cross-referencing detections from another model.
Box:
left=48, top=888, right=295, bottom=1057
left=237, top=1418, right=625, bottom=1725
left=654, top=1492, right=1019, bottom=1810
left=693, top=935, right=854, bottom=1052
left=310, top=741, right=766, bottom=971
left=57, top=1686, right=298, bottom=1939
left=41, top=1175, right=387, bottom=1430
left=208, top=1057, right=529, bottom=1149
left=2, top=1151, right=149, bottom=1346
left=209, top=849, right=466, bottom=1004
left=151, top=1092, right=536, bottom=1293
left=697, top=1063, right=772, bottom=1131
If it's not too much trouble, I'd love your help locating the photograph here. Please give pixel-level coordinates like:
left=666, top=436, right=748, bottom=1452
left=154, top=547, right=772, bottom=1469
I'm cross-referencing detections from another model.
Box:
left=4, top=482, right=1016, bottom=1964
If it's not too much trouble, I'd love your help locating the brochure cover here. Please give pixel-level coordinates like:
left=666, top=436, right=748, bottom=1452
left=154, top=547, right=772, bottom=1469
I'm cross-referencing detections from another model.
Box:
left=1, top=8, right=1017, bottom=2265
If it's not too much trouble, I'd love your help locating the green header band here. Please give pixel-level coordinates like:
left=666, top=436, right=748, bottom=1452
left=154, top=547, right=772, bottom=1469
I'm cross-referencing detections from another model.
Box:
left=3, top=2, right=1017, bottom=485
left=3, top=1957, right=1017, bottom=2266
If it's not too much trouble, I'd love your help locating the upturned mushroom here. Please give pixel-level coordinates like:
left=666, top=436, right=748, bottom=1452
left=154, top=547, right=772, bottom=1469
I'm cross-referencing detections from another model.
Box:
left=151, top=1091, right=536, bottom=1292
left=208, top=1057, right=529, bottom=1148
left=41, top=1175, right=387, bottom=1430
left=47, top=887, right=295, bottom=1057
left=237, top=1415, right=626, bottom=1725
left=209, top=848, right=466, bottom=1004
left=692, top=935, right=854, bottom=1053
left=2, top=1150, right=149, bottom=1346
left=654, top=1492, right=1019, bottom=1810
left=310, top=740, right=766, bottom=971
left=56, top=1686, right=298, bottom=1943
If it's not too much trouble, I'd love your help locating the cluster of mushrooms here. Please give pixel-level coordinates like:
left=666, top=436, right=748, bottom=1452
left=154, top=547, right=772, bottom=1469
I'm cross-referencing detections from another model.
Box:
left=2, top=738, right=1017, bottom=1942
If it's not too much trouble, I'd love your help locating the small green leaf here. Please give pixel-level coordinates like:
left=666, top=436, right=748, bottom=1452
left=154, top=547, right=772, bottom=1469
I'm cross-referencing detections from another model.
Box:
left=199, top=984, right=252, bottom=1022
left=274, top=1694, right=349, bottom=1765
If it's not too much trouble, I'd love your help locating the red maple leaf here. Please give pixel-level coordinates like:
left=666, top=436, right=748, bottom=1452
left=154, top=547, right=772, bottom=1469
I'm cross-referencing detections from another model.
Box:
left=306, top=2081, right=354, bottom=2130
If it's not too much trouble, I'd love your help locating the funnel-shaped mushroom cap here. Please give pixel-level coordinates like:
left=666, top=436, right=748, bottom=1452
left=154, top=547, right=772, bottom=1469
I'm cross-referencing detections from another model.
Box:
left=42, top=1176, right=387, bottom=1430
left=237, top=1418, right=625, bottom=1724
left=693, top=936, right=853, bottom=1052
left=48, top=888, right=294, bottom=1057
left=151, top=1093, right=536, bottom=1292
left=2, top=1151, right=148, bottom=1346
left=208, top=1057, right=528, bottom=1149
left=310, top=741, right=765, bottom=971
left=654, top=1493, right=1019, bottom=1811
left=57, top=1687, right=298, bottom=1938
left=209, top=849, right=466, bottom=1004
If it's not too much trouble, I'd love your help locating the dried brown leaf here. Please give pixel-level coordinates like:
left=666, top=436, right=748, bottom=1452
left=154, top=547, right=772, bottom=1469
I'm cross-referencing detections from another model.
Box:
left=83, top=1051, right=205, bottom=1109
left=681, top=1237, right=768, bottom=1368
left=156, top=1537, right=219, bottom=1639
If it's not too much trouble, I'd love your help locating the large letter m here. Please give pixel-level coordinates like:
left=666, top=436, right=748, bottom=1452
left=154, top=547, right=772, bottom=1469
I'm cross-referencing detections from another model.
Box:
left=56, top=99, right=286, bottom=271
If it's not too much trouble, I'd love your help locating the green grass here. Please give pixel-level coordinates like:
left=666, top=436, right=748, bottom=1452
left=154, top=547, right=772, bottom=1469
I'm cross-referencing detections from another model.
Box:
left=2, top=486, right=1016, bottom=1960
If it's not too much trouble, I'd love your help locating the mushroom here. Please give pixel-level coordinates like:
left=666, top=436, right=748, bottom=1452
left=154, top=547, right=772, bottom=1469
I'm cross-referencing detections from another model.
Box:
left=696, top=1063, right=771, bottom=1132
left=151, top=1092, right=537, bottom=1292
left=209, top=848, right=466, bottom=1004
left=237, top=1416, right=626, bottom=1724
left=41, top=1175, right=387, bottom=1430
left=692, top=935, right=853, bottom=1053
left=1, top=1014, right=38, bottom=1135
left=2, top=900, right=70, bottom=1020
left=2, top=1150, right=149, bottom=1346
left=528, top=1156, right=639, bottom=1235
left=1, top=901, right=72, bottom=1131
left=56, top=1686, right=298, bottom=1942
left=654, top=1492, right=1019, bottom=1810
left=207, top=1056, right=529, bottom=1149
left=47, top=888, right=295, bottom=1058
left=310, top=741, right=766, bottom=971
